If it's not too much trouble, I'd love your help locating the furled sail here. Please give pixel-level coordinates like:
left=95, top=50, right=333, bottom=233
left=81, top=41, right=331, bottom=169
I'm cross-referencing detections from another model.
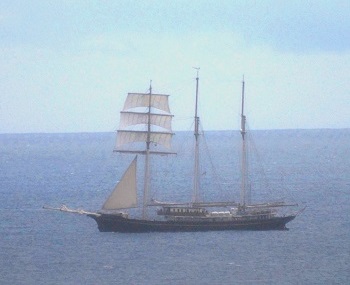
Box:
left=115, top=92, right=175, bottom=153
left=102, top=156, right=137, bottom=210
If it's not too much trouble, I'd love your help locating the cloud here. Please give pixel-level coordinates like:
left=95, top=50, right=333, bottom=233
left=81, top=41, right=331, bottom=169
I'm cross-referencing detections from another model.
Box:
left=2, top=1, right=350, bottom=54
left=1, top=1, right=350, bottom=133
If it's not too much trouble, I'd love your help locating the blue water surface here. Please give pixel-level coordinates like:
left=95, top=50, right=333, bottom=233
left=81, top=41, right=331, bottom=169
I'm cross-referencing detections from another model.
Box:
left=0, top=130, right=349, bottom=284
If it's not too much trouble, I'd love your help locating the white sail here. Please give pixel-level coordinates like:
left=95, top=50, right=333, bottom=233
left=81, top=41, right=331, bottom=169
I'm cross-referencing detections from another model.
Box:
left=123, top=93, right=170, bottom=113
left=119, top=111, right=173, bottom=130
left=116, top=131, right=173, bottom=149
left=102, top=157, right=137, bottom=210
left=115, top=91, right=174, bottom=152
left=113, top=88, right=175, bottom=218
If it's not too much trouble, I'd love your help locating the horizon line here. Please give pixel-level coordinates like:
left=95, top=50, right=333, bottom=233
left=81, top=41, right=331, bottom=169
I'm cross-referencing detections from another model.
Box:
left=1, top=127, right=349, bottom=136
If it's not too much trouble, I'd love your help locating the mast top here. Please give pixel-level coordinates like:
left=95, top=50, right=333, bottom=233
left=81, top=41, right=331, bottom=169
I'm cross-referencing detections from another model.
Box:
left=193, top=67, right=200, bottom=138
left=241, top=76, right=245, bottom=115
left=193, top=67, right=200, bottom=78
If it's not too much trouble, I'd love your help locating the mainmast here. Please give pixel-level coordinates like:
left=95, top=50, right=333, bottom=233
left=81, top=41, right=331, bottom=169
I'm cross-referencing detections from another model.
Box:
left=142, top=81, right=152, bottom=219
left=240, top=77, right=247, bottom=208
left=192, top=67, right=200, bottom=204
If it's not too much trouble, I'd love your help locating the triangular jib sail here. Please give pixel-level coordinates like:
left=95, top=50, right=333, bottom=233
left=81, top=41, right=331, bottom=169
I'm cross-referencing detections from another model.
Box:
left=102, top=156, right=138, bottom=210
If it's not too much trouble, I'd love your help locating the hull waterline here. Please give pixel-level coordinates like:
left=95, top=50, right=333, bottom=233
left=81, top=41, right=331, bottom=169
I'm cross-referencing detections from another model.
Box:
left=87, top=214, right=296, bottom=233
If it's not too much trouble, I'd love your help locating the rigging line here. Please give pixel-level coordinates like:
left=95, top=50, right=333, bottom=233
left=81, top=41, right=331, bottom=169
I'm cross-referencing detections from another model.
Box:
left=199, top=123, right=224, bottom=194
left=176, top=122, right=195, bottom=153
left=153, top=120, right=200, bottom=201
left=247, top=128, right=298, bottom=204
left=245, top=125, right=270, bottom=193
left=150, top=124, right=194, bottom=201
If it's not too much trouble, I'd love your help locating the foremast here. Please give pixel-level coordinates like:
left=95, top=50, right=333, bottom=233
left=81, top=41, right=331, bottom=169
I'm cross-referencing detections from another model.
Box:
left=114, top=82, right=175, bottom=219
left=143, top=82, right=152, bottom=219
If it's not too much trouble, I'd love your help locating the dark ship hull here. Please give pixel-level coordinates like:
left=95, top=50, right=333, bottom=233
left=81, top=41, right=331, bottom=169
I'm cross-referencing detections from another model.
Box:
left=88, top=213, right=296, bottom=233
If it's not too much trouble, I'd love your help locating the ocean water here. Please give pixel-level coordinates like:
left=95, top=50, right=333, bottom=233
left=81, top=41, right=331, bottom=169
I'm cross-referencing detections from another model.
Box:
left=0, top=130, right=349, bottom=284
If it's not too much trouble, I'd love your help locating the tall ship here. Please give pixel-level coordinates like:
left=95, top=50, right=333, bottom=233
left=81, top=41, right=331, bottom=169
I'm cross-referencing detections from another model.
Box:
left=46, top=72, right=300, bottom=232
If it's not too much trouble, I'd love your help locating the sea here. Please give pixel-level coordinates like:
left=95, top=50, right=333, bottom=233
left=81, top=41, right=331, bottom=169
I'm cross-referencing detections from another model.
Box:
left=0, top=129, right=349, bottom=285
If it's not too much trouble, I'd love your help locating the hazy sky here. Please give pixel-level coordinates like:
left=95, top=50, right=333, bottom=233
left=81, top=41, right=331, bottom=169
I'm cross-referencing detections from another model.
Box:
left=1, top=0, right=349, bottom=133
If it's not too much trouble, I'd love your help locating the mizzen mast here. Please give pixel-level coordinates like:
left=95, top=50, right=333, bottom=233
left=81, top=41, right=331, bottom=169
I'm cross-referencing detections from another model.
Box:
left=240, top=77, right=248, bottom=208
left=192, top=67, right=200, bottom=204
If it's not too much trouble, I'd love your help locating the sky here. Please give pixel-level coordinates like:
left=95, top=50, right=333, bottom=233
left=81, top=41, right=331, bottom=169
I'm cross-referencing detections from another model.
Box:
left=1, top=0, right=350, bottom=133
